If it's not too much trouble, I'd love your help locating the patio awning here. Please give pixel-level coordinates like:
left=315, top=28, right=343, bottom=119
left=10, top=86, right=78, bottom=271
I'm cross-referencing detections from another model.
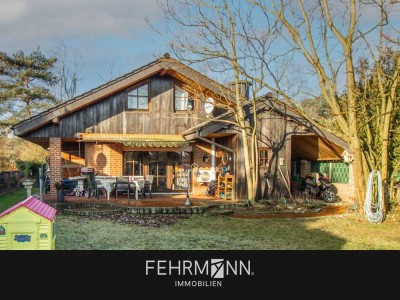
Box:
left=77, top=133, right=190, bottom=148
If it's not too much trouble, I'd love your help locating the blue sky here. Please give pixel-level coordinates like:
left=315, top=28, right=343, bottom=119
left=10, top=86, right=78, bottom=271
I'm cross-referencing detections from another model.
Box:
left=0, top=0, right=170, bottom=95
left=1, top=0, right=400, bottom=99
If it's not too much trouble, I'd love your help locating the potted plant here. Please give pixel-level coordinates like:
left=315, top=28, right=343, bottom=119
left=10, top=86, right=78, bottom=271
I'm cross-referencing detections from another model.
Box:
left=54, top=179, right=65, bottom=203
left=18, top=161, right=35, bottom=196
left=17, top=161, right=33, bottom=182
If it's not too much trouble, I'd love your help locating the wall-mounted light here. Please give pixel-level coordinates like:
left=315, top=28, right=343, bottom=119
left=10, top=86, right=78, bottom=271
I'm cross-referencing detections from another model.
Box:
left=203, top=153, right=209, bottom=163
left=228, top=154, right=232, bottom=161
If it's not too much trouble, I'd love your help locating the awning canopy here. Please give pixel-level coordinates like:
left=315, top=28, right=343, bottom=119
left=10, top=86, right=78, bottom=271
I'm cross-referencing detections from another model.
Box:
left=77, top=133, right=190, bottom=148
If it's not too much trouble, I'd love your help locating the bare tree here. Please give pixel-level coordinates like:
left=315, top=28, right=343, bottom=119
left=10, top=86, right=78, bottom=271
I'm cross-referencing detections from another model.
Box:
left=158, top=0, right=279, bottom=202
left=243, top=0, right=400, bottom=212
left=50, top=41, right=82, bottom=101
left=158, top=0, right=400, bottom=210
left=96, top=58, right=119, bottom=84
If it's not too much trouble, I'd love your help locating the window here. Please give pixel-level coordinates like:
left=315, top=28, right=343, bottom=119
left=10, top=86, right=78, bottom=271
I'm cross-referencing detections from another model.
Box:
left=259, top=148, right=269, bottom=168
left=174, top=84, right=194, bottom=111
left=127, top=83, right=149, bottom=110
left=123, top=152, right=144, bottom=176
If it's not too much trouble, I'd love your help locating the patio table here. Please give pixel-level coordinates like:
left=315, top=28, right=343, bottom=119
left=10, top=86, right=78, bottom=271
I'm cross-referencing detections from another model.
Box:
left=99, top=177, right=142, bottom=200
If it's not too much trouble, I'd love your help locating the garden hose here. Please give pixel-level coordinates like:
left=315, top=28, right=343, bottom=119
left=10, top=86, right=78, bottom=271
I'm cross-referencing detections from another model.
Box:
left=364, top=170, right=384, bottom=223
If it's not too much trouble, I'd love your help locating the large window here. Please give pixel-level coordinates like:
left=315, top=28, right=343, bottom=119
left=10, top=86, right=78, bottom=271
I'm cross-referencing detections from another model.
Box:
left=127, top=83, right=149, bottom=110
left=174, top=84, right=194, bottom=111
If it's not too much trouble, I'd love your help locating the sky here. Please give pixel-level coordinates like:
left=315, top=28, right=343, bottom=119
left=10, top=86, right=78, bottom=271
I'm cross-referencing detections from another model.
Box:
left=1, top=0, right=400, bottom=99
left=0, top=0, right=170, bottom=95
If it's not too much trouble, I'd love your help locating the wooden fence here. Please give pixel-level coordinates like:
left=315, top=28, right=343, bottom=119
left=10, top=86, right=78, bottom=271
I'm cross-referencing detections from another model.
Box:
left=0, top=171, right=23, bottom=191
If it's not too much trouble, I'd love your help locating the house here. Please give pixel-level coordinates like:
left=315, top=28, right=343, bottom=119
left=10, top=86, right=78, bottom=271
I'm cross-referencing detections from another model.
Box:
left=11, top=54, right=356, bottom=201
left=0, top=196, right=56, bottom=250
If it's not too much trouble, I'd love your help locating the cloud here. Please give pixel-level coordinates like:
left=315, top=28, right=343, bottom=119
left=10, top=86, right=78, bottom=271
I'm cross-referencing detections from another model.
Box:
left=0, top=0, right=162, bottom=43
left=0, top=0, right=169, bottom=94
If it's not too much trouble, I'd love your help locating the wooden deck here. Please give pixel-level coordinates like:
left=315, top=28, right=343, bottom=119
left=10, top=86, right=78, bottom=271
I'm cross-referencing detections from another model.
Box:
left=42, top=192, right=239, bottom=208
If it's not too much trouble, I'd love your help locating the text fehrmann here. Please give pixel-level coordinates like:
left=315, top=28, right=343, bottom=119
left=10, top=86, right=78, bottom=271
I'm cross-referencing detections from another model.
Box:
left=145, top=259, right=252, bottom=287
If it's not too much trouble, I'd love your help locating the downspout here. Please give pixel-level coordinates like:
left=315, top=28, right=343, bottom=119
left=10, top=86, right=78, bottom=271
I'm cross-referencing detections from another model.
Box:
left=211, top=138, right=216, bottom=173
left=196, top=131, right=236, bottom=200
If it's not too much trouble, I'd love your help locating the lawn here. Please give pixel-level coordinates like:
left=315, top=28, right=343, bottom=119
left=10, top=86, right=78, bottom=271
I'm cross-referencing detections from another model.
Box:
left=1, top=189, right=399, bottom=250
left=55, top=213, right=400, bottom=250
left=0, top=187, right=40, bottom=212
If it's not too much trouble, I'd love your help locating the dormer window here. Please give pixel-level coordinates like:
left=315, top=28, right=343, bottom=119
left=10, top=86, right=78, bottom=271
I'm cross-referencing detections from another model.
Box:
left=127, top=83, right=149, bottom=110
left=174, top=84, right=194, bottom=111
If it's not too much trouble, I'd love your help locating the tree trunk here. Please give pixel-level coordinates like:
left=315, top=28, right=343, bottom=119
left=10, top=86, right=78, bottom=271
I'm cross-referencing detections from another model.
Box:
left=381, top=133, right=389, bottom=213
left=251, top=133, right=259, bottom=200
left=237, top=112, right=255, bottom=201
left=353, top=148, right=367, bottom=209
left=233, top=78, right=255, bottom=201
left=242, top=129, right=255, bottom=202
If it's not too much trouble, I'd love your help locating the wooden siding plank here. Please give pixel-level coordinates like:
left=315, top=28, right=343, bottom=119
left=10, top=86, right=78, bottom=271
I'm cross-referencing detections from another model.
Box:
left=24, top=75, right=214, bottom=138
left=14, top=64, right=163, bottom=136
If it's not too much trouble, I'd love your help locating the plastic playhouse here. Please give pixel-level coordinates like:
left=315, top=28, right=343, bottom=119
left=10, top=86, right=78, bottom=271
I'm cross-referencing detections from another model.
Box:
left=0, top=196, right=57, bottom=250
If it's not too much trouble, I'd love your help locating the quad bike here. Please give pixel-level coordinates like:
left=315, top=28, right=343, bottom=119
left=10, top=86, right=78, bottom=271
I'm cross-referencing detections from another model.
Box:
left=302, top=172, right=338, bottom=203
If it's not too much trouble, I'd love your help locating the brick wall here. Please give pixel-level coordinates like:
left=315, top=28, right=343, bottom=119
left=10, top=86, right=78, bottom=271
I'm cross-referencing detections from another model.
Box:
left=85, top=143, right=110, bottom=175
left=49, top=137, right=62, bottom=195
left=85, top=143, right=123, bottom=176
left=109, top=143, right=123, bottom=176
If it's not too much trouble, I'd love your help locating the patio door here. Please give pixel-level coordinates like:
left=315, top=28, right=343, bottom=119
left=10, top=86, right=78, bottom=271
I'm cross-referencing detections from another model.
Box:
left=171, top=151, right=191, bottom=190
left=123, top=152, right=144, bottom=176
left=148, top=152, right=167, bottom=192
left=123, top=151, right=193, bottom=192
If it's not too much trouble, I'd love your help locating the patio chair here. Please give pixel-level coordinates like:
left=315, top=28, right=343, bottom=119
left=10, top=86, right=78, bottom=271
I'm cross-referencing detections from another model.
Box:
left=95, top=177, right=107, bottom=199
left=115, top=176, right=135, bottom=200
left=139, top=175, right=154, bottom=199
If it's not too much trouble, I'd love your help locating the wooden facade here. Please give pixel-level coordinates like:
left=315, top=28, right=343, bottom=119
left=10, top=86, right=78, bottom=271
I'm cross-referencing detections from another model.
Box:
left=24, top=75, right=209, bottom=140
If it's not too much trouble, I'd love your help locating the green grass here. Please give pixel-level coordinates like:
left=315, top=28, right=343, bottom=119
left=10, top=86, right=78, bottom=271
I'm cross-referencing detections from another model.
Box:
left=2, top=189, right=399, bottom=250
left=55, top=213, right=400, bottom=250
left=0, top=187, right=40, bottom=212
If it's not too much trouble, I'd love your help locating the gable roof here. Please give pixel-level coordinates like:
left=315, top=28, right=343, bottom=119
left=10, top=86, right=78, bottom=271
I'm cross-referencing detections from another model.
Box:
left=262, top=97, right=348, bottom=149
left=182, top=94, right=349, bottom=150
left=12, top=54, right=236, bottom=137
left=0, top=196, right=57, bottom=221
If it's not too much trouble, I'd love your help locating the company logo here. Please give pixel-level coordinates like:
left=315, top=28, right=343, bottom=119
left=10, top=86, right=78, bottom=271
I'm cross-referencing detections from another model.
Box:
left=210, top=259, right=224, bottom=278
left=146, top=259, right=253, bottom=287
